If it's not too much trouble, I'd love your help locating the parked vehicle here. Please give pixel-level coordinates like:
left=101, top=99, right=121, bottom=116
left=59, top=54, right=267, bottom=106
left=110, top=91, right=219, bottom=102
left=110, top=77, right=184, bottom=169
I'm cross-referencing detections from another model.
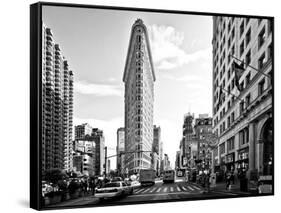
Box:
left=95, top=181, right=133, bottom=200
left=111, top=177, right=123, bottom=182
left=257, top=175, right=272, bottom=194
left=163, top=170, right=175, bottom=183
left=139, top=169, right=156, bottom=186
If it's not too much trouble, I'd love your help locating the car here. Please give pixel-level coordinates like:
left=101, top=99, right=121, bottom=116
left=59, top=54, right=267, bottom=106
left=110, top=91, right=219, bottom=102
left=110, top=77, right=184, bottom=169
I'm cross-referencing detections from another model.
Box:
left=95, top=181, right=133, bottom=200
left=257, top=176, right=272, bottom=194
left=111, top=177, right=123, bottom=182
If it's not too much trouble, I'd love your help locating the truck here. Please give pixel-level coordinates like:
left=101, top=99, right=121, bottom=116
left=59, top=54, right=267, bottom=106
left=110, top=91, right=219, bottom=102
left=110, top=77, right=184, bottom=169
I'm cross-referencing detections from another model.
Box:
left=139, top=169, right=156, bottom=186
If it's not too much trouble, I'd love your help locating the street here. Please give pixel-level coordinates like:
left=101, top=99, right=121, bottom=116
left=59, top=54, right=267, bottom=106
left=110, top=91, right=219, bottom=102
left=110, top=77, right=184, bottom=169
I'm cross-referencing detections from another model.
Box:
left=48, top=177, right=254, bottom=208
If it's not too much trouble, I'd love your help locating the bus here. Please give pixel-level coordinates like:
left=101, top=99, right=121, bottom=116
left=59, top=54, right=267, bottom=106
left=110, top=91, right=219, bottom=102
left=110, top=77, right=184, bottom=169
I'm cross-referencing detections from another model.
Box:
left=163, top=170, right=175, bottom=183
left=139, top=169, right=156, bottom=186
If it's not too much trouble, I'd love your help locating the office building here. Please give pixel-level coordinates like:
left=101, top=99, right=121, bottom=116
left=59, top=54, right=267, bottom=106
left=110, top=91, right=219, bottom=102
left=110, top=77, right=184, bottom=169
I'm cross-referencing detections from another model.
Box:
left=75, top=123, right=93, bottom=140
left=212, top=17, right=273, bottom=179
left=116, top=128, right=125, bottom=175
left=123, top=19, right=156, bottom=174
left=42, top=24, right=74, bottom=172
left=180, top=113, right=195, bottom=169
left=194, top=115, right=213, bottom=171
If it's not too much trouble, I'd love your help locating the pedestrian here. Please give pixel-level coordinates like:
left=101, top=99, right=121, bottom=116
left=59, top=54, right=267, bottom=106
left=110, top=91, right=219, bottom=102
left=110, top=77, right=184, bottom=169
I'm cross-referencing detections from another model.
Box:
left=205, top=173, right=210, bottom=192
left=231, top=170, right=235, bottom=185
left=91, top=178, right=96, bottom=195
left=83, top=179, right=88, bottom=194
left=226, top=172, right=231, bottom=190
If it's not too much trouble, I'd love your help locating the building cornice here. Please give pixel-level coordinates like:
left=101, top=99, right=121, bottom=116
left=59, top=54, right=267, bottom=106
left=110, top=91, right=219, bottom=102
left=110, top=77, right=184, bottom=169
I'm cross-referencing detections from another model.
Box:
left=123, top=19, right=156, bottom=83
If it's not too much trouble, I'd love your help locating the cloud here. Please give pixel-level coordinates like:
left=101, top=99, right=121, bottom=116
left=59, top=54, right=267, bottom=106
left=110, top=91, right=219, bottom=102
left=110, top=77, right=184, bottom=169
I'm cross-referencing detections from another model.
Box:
left=75, top=81, right=123, bottom=96
left=148, top=25, right=211, bottom=70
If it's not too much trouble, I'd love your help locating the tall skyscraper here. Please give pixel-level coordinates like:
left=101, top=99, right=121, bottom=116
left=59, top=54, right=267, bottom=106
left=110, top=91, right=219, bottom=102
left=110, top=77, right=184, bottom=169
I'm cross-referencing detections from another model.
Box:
left=212, top=17, right=273, bottom=178
left=116, top=128, right=125, bottom=175
left=153, top=125, right=162, bottom=175
left=74, top=124, right=105, bottom=176
left=123, top=19, right=156, bottom=174
left=92, top=128, right=105, bottom=176
left=194, top=115, right=213, bottom=171
left=42, top=24, right=73, bottom=172
left=180, top=113, right=194, bottom=169
left=75, top=123, right=93, bottom=139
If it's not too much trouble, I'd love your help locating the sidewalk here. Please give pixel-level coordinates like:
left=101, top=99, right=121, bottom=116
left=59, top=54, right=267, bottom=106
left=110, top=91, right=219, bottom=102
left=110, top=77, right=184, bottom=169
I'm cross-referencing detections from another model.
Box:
left=47, top=193, right=99, bottom=208
left=210, top=180, right=257, bottom=195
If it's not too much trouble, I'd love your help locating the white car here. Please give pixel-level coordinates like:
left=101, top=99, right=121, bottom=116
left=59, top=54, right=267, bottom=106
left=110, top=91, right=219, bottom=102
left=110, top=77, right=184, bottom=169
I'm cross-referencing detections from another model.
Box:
left=95, top=181, right=133, bottom=200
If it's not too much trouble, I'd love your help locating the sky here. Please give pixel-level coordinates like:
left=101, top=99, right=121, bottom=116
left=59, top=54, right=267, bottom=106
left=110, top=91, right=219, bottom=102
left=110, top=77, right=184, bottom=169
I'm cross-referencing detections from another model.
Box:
left=43, top=6, right=213, bottom=170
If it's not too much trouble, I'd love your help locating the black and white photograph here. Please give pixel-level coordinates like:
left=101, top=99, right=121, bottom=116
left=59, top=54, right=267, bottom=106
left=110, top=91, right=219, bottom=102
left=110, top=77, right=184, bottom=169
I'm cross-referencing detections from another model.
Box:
left=29, top=2, right=273, bottom=210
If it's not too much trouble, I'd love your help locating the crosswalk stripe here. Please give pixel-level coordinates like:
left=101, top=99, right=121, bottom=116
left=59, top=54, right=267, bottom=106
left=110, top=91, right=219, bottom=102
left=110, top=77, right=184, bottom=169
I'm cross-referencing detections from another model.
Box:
left=193, top=186, right=201, bottom=190
left=142, top=188, right=150, bottom=193
left=163, top=187, right=167, bottom=192
left=181, top=186, right=187, bottom=191
left=176, top=186, right=181, bottom=191
left=135, top=189, right=145, bottom=194
left=156, top=188, right=161, bottom=192
left=149, top=188, right=157, bottom=193
left=170, top=187, right=174, bottom=192
left=188, top=186, right=194, bottom=191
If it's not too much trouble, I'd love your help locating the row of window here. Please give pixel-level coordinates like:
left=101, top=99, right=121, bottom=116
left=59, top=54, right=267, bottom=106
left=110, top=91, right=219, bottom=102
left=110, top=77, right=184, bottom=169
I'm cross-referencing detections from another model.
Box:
left=219, top=127, right=249, bottom=155
left=214, top=18, right=271, bottom=86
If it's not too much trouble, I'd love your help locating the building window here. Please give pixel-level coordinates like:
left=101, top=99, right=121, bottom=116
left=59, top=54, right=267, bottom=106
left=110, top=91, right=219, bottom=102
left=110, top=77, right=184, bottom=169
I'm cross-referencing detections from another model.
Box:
left=231, top=45, right=235, bottom=56
left=268, top=44, right=273, bottom=60
left=258, top=53, right=266, bottom=70
left=246, top=18, right=250, bottom=25
left=240, top=21, right=244, bottom=37
left=268, top=19, right=272, bottom=35
left=227, top=69, right=231, bottom=80
left=240, top=100, right=244, bottom=114
left=258, top=27, right=266, bottom=49
left=239, top=80, right=244, bottom=91
left=245, top=50, right=251, bottom=66
left=246, top=93, right=251, bottom=107
left=231, top=112, right=235, bottom=123
left=246, top=28, right=251, bottom=46
left=239, top=130, right=245, bottom=145
left=240, top=41, right=244, bottom=57
left=220, top=142, right=225, bottom=155
left=258, top=78, right=265, bottom=95
left=227, top=116, right=230, bottom=128
left=245, top=127, right=249, bottom=143
left=246, top=72, right=251, bottom=86
left=227, top=137, right=235, bottom=151
left=137, top=35, right=142, bottom=43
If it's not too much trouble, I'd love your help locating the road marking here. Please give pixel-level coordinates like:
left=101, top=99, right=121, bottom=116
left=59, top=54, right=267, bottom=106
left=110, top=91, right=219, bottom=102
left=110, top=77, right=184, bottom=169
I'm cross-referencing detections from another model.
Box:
left=135, top=188, right=145, bottom=194
left=170, top=187, right=174, bottom=192
left=156, top=188, right=161, bottom=192
left=163, top=187, right=167, bottom=193
left=176, top=186, right=181, bottom=191
left=127, top=191, right=193, bottom=198
left=181, top=186, right=187, bottom=191
left=149, top=188, right=157, bottom=193
left=188, top=186, right=194, bottom=191
left=193, top=186, right=201, bottom=190
left=142, top=188, right=151, bottom=193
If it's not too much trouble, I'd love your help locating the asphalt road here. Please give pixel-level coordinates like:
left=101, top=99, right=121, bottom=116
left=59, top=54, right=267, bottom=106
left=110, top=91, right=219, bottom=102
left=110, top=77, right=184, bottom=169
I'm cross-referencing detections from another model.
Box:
left=48, top=178, right=251, bottom=208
